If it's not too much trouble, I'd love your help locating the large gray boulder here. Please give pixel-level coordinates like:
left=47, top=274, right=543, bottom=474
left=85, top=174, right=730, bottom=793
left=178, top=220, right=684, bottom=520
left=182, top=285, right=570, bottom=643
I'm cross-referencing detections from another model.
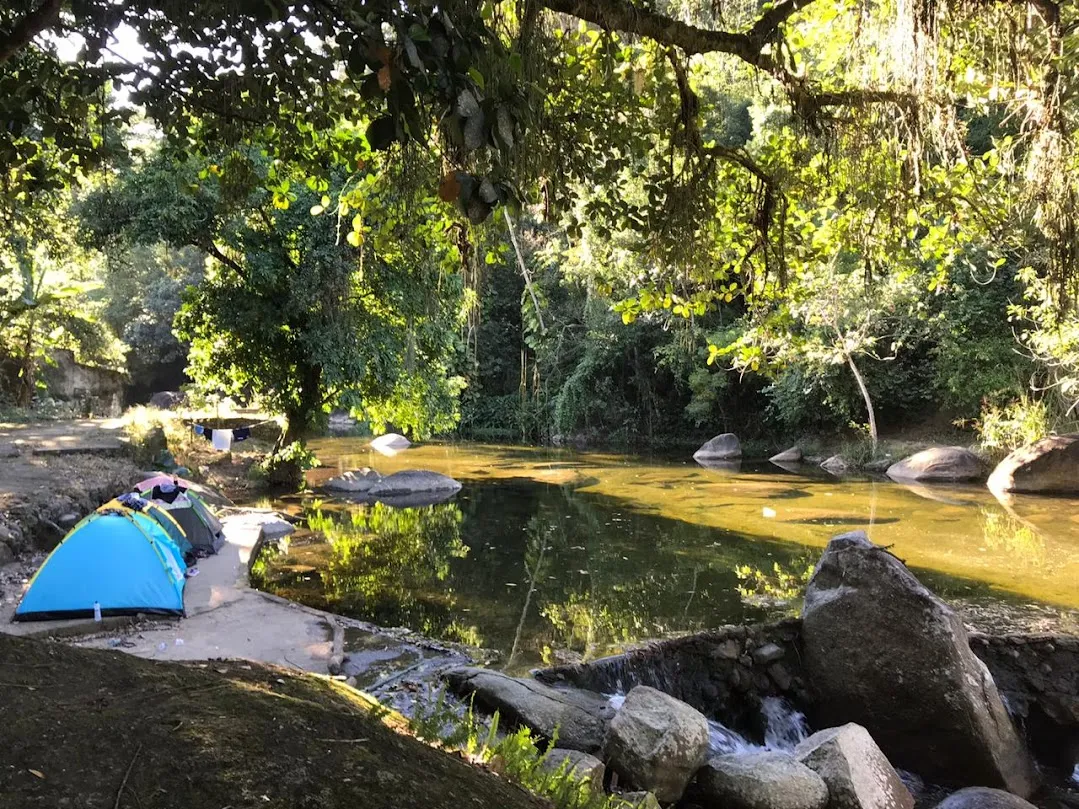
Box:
left=933, top=787, right=1038, bottom=809
left=694, top=433, right=742, bottom=461
left=368, top=470, right=462, bottom=498
left=539, top=748, right=605, bottom=789
left=801, top=532, right=1037, bottom=796
left=886, top=447, right=987, bottom=483
left=821, top=455, right=850, bottom=475
left=794, top=723, right=913, bottom=809
left=770, top=446, right=804, bottom=463
left=324, top=468, right=381, bottom=493
left=987, top=434, right=1079, bottom=495
left=444, top=668, right=612, bottom=753
left=696, top=750, right=829, bottom=809
left=603, top=685, right=710, bottom=803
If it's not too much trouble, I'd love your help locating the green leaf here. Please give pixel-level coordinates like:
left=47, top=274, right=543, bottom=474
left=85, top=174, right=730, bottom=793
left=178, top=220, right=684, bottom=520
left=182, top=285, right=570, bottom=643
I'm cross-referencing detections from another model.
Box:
left=365, top=116, right=397, bottom=151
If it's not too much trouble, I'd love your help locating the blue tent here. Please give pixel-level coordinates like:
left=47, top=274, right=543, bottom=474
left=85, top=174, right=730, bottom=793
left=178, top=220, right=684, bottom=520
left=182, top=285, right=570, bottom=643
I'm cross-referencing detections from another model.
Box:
left=13, top=511, right=187, bottom=621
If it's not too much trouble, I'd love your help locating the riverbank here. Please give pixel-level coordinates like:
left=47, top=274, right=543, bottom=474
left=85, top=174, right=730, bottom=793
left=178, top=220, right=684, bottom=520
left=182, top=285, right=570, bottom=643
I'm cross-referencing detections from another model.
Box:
left=0, top=631, right=545, bottom=809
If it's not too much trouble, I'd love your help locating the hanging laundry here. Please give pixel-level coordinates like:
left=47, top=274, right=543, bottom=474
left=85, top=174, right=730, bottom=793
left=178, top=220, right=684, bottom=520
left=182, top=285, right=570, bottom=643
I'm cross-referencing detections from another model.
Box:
left=211, top=429, right=234, bottom=452
left=193, top=425, right=205, bottom=436
left=201, top=427, right=214, bottom=442
left=233, top=427, right=251, bottom=442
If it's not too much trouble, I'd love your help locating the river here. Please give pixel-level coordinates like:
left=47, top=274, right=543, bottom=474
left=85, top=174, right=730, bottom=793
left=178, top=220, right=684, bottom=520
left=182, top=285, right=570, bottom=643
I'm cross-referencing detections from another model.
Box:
left=250, top=440, right=1079, bottom=674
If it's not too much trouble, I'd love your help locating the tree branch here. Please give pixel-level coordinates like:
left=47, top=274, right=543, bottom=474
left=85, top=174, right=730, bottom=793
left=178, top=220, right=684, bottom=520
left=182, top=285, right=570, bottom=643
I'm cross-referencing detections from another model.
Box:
left=538, top=0, right=776, bottom=67
left=0, top=0, right=62, bottom=65
left=201, top=241, right=248, bottom=280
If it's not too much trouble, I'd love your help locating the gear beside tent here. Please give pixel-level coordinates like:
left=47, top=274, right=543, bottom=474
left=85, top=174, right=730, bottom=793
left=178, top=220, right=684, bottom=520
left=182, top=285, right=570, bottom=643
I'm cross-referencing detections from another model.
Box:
left=13, top=511, right=187, bottom=622
left=100, top=493, right=196, bottom=563
left=134, top=477, right=225, bottom=556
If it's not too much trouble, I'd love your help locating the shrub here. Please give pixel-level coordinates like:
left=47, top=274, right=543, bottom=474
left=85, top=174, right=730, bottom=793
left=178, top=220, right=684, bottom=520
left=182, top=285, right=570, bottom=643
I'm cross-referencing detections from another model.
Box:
left=975, top=396, right=1052, bottom=452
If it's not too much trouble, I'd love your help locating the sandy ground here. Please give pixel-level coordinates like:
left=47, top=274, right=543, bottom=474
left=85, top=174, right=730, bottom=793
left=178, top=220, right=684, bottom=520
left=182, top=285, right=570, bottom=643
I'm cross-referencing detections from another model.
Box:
left=0, top=418, right=126, bottom=456
left=0, top=510, right=472, bottom=700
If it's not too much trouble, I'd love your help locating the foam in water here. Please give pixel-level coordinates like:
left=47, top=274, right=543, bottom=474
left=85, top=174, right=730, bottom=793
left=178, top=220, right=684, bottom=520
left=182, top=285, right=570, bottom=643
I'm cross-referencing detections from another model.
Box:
left=1071, top=763, right=1079, bottom=786
left=761, top=696, right=809, bottom=750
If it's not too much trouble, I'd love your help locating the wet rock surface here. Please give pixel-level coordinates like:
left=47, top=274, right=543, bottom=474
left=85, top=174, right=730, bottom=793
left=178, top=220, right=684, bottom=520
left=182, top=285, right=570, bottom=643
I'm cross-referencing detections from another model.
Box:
left=801, top=531, right=1038, bottom=796
left=444, top=667, right=613, bottom=753
left=603, top=685, right=710, bottom=803
left=368, top=469, right=462, bottom=497
left=696, top=750, right=829, bottom=809
left=794, top=723, right=913, bottom=809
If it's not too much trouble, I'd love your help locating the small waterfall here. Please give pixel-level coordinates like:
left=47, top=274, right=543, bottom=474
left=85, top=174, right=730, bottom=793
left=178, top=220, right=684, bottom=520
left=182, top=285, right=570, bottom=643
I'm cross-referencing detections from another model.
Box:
left=761, top=697, right=809, bottom=750
left=1071, top=763, right=1079, bottom=786
left=707, top=720, right=759, bottom=756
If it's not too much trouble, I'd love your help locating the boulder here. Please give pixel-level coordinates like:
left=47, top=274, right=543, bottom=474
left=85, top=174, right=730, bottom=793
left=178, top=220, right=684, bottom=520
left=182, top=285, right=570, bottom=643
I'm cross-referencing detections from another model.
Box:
left=603, top=685, right=710, bottom=803
left=539, top=749, right=604, bottom=789
left=148, top=391, right=186, bottom=410
left=987, top=434, right=1079, bottom=495
left=0, top=541, right=13, bottom=566
left=886, top=447, right=987, bottom=483
left=694, top=433, right=742, bottom=461
left=368, top=470, right=462, bottom=498
left=933, top=787, right=1038, bottom=809
left=370, top=432, right=412, bottom=455
left=821, top=455, right=850, bottom=475
left=444, top=668, right=612, bottom=753
left=794, top=723, right=913, bottom=809
left=801, top=531, right=1037, bottom=796
left=696, top=750, right=829, bottom=809
left=324, top=468, right=382, bottom=493
left=770, top=446, right=804, bottom=463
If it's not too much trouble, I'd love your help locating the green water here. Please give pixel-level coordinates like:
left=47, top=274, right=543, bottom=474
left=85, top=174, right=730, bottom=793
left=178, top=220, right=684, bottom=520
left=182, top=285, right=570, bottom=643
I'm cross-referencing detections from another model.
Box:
left=255, top=441, right=1079, bottom=674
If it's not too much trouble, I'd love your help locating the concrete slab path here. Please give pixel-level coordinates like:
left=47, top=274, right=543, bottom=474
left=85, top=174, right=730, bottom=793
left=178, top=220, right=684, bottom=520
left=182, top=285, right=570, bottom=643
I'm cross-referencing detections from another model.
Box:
left=0, top=418, right=127, bottom=455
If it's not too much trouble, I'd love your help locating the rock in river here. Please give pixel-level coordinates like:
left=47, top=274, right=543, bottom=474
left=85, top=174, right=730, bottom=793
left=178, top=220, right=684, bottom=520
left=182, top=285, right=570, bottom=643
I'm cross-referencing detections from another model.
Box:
left=324, top=468, right=381, bottom=493
left=370, top=432, right=411, bottom=454
left=444, top=667, right=612, bottom=753
left=368, top=470, right=461, bottom=498
left=801, top=531, right=1038, bottom=796
left=603, top=685, right=710, bottom=803
left=770, top=446, right=804, bottom=463
left=794, top=723, right=913, bottom=809
left=694, top=433, right=742, bottom=461
left=886, top=447, right=987, bottom=483
left=696, top=750, right=828, bottom=809
left=987, top=434, right=1079, bottom=495
left=821, top=455, right=850, bottom=475
left=933, top=787, right=1038, bottom=809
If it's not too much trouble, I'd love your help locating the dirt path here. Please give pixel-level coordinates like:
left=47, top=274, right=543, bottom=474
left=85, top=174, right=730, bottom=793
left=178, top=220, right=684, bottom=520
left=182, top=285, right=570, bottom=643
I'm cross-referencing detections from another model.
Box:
left=0, top=418, right=126, bottom=457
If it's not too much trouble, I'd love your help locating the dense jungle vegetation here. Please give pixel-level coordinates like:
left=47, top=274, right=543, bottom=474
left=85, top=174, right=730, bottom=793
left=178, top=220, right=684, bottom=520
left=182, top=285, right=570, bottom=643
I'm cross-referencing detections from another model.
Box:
left=1, top=0, right=1078, bottom=452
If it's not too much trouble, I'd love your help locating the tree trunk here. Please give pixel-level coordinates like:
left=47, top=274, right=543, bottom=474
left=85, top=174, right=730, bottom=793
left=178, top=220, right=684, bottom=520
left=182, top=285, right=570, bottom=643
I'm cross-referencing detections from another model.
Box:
left=845, top=352, right=878, bottom=451
left=282, top=363, right=323, bottom=446
left=15, top=316, right=35, bottom=408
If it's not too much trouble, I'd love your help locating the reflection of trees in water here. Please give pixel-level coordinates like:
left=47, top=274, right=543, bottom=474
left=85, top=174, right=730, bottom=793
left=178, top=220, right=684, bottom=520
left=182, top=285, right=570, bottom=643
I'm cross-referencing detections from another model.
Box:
left=308, top=502, right=479, bottom=644
left=980, top=508, right=1047, bottom=566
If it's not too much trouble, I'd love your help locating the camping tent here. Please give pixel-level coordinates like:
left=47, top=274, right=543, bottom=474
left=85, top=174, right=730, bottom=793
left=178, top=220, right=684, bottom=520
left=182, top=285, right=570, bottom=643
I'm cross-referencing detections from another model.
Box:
left=13, top=511, right=187, bottom=621
left=134, top=477, right=226, bottom=555
left=98, top=495, right=195, bottom=563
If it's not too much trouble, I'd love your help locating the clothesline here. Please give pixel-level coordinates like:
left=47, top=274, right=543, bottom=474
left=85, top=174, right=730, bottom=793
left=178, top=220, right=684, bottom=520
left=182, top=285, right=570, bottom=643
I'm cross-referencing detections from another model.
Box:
left=180, top=417, right=279, bottom=430
left=184, top=418, right=278, bottom=452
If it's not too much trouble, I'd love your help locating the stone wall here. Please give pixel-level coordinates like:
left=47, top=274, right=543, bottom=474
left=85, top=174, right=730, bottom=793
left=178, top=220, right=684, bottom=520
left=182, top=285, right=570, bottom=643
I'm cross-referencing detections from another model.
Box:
left=38, top=350, right=126, bottom=416
left=536, top=619, right=808, bottom=743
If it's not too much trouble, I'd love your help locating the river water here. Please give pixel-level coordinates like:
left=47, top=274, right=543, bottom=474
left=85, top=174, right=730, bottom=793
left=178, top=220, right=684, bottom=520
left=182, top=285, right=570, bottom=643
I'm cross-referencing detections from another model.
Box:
left=252, top=440, right=1079, bottom=674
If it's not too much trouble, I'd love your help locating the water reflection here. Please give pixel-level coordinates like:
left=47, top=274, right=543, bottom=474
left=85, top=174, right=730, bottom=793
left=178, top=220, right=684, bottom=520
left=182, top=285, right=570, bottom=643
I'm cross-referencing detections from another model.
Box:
left=254, top=440, right=1079, bottom=673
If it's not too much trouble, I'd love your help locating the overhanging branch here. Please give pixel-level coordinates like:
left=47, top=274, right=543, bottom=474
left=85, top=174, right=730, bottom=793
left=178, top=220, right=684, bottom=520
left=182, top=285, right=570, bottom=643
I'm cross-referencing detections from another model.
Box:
left=0, top=0, right=62, bottom=65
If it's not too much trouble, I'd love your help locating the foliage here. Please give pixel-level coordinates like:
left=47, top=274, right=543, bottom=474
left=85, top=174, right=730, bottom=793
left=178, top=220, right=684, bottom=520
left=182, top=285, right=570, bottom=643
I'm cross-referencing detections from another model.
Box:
left=257, top=441, right=320, bottom=489
left=408, top=697, right=631, bottom=809
left=734, top=561, right=815, bottom=607
left=82, top=143, right=465, bottom=441
left=974, top=397, right=1055, bottom=452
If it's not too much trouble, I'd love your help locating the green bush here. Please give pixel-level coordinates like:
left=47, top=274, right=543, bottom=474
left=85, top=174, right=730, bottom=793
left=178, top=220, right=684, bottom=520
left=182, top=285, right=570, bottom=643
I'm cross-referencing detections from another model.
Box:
left=256, top=441, right=320, bottom=490
left=975, top=396, right=1052, bottom=452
